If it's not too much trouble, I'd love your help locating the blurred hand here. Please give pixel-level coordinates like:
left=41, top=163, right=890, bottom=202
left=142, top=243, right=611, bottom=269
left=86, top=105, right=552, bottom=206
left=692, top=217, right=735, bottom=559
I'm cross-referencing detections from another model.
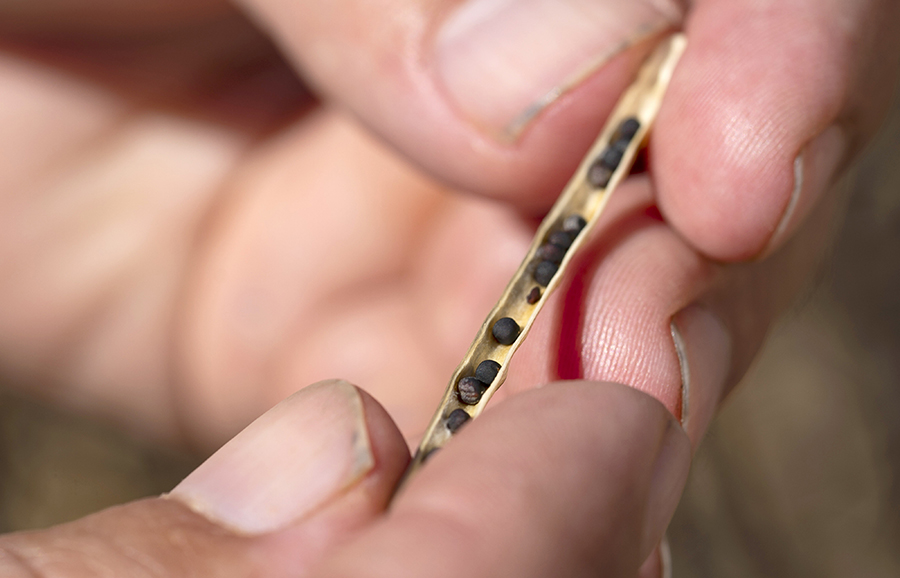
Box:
left=0, top=0, right=897, bottom=575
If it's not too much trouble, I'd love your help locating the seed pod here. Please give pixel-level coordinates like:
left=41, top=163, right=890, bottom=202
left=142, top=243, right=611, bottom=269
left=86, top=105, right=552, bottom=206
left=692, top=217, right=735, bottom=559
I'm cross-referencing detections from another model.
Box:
left=401, top=35, right=687, bottom=490
left=446, top=409, right=470, bottom=433
left=475, top=360, right=501, bottom=385
left=492, top=317, right=520, bottom=345
left=457, top=377, right=487, bottom=405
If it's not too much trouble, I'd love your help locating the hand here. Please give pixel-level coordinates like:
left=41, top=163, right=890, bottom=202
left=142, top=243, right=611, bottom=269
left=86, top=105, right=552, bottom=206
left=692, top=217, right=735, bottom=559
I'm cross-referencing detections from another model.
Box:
left=0, top=0, right=897, bottom=575
left=1, top=379, right=690, bottom=577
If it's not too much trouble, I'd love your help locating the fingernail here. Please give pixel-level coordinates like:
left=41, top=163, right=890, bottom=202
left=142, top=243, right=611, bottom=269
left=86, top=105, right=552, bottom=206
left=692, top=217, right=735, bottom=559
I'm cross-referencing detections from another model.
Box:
left=764, top=125, right=846, bottom=255
left=670, top=304, right=731, bottom=445
left=641, top=417, right=690, bottom=561
left=169, top=380, right=374, bottom=535
left=435, top=0, right=683, bottom=138
left=638, top=534, right=673, bottom=578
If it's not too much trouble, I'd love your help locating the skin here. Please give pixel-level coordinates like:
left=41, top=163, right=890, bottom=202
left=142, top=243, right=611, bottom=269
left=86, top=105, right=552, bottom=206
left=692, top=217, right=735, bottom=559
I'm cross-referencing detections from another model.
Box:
left=0, top=0, right=898, bottom=575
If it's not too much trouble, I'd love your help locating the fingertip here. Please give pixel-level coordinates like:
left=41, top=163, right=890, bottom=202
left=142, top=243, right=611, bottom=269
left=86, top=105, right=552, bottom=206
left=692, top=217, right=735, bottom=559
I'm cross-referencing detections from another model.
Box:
left=653, top=0, right=848, bottom=261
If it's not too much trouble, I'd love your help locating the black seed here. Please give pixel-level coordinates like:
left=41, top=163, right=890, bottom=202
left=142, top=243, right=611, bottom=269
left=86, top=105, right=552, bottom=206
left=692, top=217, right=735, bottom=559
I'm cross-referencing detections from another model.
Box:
left=610, top=137, right=630, bottom=154
left=587, top=160, right=612, bottom=188
left=492, top=317, right=520, bottom=345
left=475, top=360, right=501, bottom=385
left=526, top=287, right=542, bottom=304
left=534, top=260, right=558, bottom=286
left=446, top=408, right=470, bottom=433
left=548, top=231, right=575, bottom=250
left=458, top=376, right=487, bottom=404
left=562, top=215, right=587, bottom=234
left=615, top=117, right=641, bottom=141
left=599, top=146, right=623, bottom=171
left=536, top=242, right=566, bottom=264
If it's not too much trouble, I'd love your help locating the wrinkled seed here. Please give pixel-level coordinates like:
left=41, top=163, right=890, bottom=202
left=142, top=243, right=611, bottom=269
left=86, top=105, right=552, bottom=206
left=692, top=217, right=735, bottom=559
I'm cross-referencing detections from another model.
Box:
left=526, top=287, right=542, bottom=304
left=458, top=376, right=487, bottom=404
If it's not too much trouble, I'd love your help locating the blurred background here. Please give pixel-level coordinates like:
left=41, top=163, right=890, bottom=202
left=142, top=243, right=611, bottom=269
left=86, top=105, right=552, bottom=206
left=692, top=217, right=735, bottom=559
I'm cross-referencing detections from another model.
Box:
left=1, top=74, right=898, bottom=578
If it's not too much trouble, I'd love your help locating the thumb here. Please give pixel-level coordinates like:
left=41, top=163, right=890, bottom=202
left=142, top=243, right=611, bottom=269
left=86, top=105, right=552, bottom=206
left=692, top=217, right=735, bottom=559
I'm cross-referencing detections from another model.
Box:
left=0, top=380, right=409, bottom=577
left=236, top=0, right=683, bottom=209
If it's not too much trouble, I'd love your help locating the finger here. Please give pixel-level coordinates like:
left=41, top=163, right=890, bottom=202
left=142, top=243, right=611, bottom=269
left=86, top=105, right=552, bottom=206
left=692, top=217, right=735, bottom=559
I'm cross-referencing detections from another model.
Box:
left=311, top=381, right=691, bottom=578
left=654, top=0, right=900, bottom=260
left=0, top=380, right=410, bottom=577
left=235, top=0, right=686, bottom=210
left=500, top=168, right=840, bottom=446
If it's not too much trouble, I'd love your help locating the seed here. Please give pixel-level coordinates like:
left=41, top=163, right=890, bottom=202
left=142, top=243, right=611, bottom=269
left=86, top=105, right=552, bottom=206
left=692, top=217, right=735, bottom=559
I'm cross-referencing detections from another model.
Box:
left=587, top=160, right=612, bottom=188
left=599, top=147, right=623, bottom=171
left=536, top=242, right=565, bottom=264
left=615, top=117, right=641, bottom=141
left=610, top=137, right=630, bottom=154
left=562, top=215, right=587, bottom=234
left=475, top=360, right=501, bottom=385
left=446, top=408, right=470, bottom=433
left=492, top=317, right=520, bottom=345
left=534, top=260, right=558, bottom=286
left=458, top=376, right=487, bottom=404
left=548, top=231, right=574, bottom=250
left=526, top=287, right=542, bottom=304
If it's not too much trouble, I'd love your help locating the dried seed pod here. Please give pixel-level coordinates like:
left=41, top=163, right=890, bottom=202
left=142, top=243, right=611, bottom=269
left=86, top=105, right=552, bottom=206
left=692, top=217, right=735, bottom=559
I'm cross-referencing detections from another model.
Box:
left=400, top=35, right=687, bottom=490
left=491, top=317, right=520, bottom=345
left=446, top=409, right=470, bottom=433
left=457, top=377, right=487, bottom=405
left=475, top=360, right=502, bottom=385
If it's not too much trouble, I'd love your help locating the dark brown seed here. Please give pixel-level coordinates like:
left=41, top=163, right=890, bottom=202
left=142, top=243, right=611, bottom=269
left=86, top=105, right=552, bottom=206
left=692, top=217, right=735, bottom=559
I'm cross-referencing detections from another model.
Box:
left=458, top=376, right=487, bottom=404
left=526, top=287, right=542, bottom=304
left=536, top=242, right=565, bottom=264
left=599, top=147, right=623, bottom=171
left=492, top=317, right=520, bottom=345
left=616, top=117, right=641, bottom=141
left=548, top=231, right=574, bottom=249
left=587, top=160, right=612, bottom=188
left=562, top=215, right=587, bottom=234
left=446, top=408, right=470, bottom=433
left=534, top=260, right=558, bottom=286
left=475, top=360, right=501, bottom=385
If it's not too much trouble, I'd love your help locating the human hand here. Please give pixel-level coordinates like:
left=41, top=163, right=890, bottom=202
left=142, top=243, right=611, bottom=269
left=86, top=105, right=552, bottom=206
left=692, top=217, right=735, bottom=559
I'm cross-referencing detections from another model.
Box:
left=0, top=379, right=690, bottom=577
